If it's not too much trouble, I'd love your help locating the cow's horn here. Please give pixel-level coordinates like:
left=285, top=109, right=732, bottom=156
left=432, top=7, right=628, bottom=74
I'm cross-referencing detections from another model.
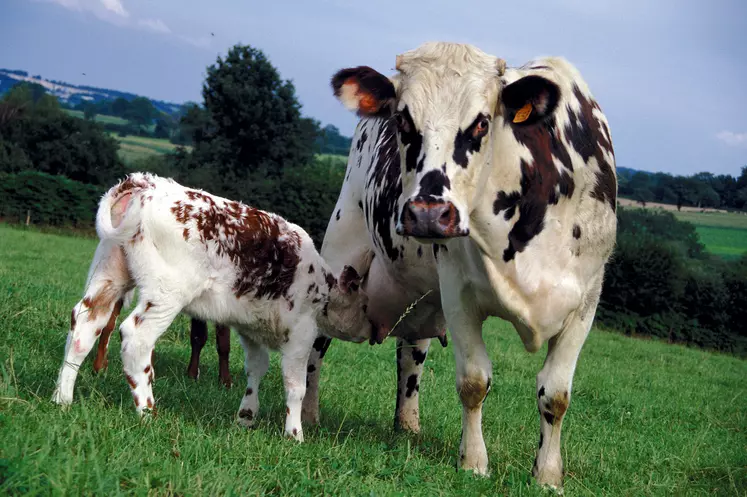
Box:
left=496, top=58, right=507, bottom=75
left=396, top=55, right=404, bottom=71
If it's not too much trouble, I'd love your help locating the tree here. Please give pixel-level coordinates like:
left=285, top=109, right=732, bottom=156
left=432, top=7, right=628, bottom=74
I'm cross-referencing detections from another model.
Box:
left=197, top=44, right=314, bottom=184
left=125, top=97, right=157, bottom=128
left=82, top=102, right=97, bottom=121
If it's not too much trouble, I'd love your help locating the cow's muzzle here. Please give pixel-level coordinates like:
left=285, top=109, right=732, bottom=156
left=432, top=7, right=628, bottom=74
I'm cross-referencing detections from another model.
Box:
left=397, top=200, right=469, bottom=239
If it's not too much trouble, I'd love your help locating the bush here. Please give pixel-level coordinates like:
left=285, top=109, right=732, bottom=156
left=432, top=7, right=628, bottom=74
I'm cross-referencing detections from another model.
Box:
left=599, top=207, right=747, bottom=355
left=0, top=171, right=102, bottom=227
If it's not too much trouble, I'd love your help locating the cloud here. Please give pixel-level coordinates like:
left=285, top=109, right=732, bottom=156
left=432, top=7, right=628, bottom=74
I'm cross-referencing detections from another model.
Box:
left=138, top=18, right=171, bottom=34
left=716, top=131, right=747, bottom=147
left=178, top=35, right=212, bottom=49
left=100, top=0, right=127, bottom=17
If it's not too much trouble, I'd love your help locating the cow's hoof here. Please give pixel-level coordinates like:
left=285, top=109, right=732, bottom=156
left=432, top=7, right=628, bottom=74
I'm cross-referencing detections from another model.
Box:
left=533, top=465, right=564, bottom=494
left=458, top=453, right=489, bottom=477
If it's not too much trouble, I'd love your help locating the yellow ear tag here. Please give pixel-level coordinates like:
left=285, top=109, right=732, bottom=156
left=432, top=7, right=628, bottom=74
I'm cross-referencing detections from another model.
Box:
left=513, top=103, right=533, bottom=123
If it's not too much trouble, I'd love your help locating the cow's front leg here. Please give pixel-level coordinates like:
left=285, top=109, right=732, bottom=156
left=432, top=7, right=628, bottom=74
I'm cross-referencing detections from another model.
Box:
left=443, top=293, right=492, bottom=476
left=533, top=309, right=594, bottom=493
left=301, top=336, right=332, bottom=425
left=394, top=337, right=431, bottom=433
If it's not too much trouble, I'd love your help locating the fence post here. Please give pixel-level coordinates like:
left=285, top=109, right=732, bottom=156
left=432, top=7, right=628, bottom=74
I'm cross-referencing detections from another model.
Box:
left=26, top=210, right=30, bottom=226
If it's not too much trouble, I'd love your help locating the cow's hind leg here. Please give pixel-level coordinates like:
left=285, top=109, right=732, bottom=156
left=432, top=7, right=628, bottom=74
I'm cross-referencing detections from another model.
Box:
left=301, top=336, right=332, bottom=425
left=533, top=287, right=599, bottom=492
left=216, top=324, right=232, bottom=387
left=394, top=338, right=431, bottom=433
left=186, top=318, right=208, bottom=380
left=236, top=335, right=269, bottom=429
left=53, top=241, right=131, bottom=405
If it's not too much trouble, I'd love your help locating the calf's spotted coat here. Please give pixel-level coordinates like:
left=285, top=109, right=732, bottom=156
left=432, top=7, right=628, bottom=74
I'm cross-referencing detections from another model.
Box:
left=52, top=173, right=370, bottom=441
left=303, top=42, right=617, bottom=491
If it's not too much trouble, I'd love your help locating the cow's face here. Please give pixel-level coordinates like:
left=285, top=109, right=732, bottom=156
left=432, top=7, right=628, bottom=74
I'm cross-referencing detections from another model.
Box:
left=331, top=42, right=561, bottom=241
left=320, top=265, right=374, bottom=343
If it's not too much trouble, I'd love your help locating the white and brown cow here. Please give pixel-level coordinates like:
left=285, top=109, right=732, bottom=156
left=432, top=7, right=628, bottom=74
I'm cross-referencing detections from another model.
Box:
left=303, top=42, right=617, bottom=491
left=52, top=173, right=372, bottom=441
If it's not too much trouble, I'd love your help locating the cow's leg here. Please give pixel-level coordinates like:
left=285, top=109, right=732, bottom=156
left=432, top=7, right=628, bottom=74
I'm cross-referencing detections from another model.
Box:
left=215, top=324, right=232, bottom=387
left=394, top=337, right=431, bottom=433
left=53, top=242, right=131, bottom=405
left=281, top=321, right=316, bottom=442
left=236, top=335, right=269, bottom=429
left=533, top=300, right=597, bottom=491
left=186, top=318, right=208, bottom=380
left=120, top=298, right=181, bottom=416
left=444, top=299, right=491, bottom=476
left=301, top=336, right=332, bottom=425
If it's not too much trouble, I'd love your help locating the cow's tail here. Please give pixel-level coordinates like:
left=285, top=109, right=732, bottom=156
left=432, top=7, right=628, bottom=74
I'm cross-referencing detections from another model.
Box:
left=95, top=174, right=149, bottom=244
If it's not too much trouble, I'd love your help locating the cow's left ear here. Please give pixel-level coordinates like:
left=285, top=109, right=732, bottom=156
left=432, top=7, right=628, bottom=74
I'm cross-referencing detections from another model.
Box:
left=338, top=265, right=362, bottom=294
left=501, top=75, right=560, bottom=126
left=331, top=66, right=396, bottom=118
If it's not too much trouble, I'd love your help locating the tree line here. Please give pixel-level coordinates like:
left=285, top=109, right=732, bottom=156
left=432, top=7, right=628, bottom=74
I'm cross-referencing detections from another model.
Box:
left=619, top=167, right=747, bottom=210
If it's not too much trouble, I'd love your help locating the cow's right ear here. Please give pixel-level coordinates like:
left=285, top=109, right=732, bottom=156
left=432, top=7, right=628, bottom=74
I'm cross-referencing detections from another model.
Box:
left=331, top=66, right=396, bottom=118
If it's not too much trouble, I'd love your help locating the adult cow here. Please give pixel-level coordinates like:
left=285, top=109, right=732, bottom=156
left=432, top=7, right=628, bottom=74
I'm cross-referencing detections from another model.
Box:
left=303, top=42, right=617, bottom=491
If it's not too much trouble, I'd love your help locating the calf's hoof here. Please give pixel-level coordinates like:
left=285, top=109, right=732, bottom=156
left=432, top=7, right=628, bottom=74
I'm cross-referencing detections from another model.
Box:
left=285, top=427, right=304, bottom=443
left=219, top=375, right=232, bottom=389
left=237, top=408, right=256, bottom=428
left=458, top=447, right=489, bottom=476
left=51, top=388, right=72, bottom=406
left=394, top=412, right=421, bottom=434
left=301, top=408, right=319, bottom=426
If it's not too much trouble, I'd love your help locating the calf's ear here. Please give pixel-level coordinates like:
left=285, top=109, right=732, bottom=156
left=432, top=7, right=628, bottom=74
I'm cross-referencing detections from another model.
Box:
left=338, top=265, right=362, bottom=294
left=501, top=75, right=560, bottom=126
left=331, top=66, right=396, bottom=118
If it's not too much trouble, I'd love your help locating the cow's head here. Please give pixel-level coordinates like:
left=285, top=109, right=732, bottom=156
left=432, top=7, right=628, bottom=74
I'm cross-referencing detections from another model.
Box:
left=331, top=42, right=560, bottom=240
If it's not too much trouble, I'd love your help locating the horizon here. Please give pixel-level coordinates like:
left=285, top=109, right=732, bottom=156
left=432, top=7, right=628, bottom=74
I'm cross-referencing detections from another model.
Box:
left=2, top=0, right=745, bottom=176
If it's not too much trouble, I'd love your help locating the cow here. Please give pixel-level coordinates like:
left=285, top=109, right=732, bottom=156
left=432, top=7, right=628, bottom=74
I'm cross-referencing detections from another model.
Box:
left=52, top=173, right=372, bottom=442
left=302, top=42, right=617, bottom=491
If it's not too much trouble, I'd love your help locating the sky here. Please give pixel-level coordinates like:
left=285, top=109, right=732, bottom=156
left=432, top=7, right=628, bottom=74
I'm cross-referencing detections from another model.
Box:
left=1, top=0, right=745, bottom=176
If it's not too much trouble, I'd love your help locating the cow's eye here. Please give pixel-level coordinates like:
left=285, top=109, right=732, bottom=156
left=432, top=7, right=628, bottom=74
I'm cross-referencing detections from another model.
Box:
left=473, top=117, right=490, bottom=138
left=394, top=112, right=410, bottom=134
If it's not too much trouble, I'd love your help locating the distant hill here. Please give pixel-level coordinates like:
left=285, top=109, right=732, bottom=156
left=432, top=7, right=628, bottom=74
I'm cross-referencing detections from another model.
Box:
left=0, top=69, right=184, bottom=116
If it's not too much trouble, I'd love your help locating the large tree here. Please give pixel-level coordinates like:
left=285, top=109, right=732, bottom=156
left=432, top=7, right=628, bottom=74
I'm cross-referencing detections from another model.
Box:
left=196, top=44, right=316, bottom=183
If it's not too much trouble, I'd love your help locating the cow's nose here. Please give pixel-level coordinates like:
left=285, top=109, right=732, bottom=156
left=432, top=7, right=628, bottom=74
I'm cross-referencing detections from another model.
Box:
left=397, top=200, right=468, bottom=238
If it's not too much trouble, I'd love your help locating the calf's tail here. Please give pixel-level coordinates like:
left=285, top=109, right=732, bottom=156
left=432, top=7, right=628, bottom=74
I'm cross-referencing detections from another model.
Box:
left=95, top=174, right=149, bottom=244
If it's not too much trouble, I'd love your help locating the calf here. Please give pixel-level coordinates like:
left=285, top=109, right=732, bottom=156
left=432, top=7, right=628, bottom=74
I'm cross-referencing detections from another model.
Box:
left=52, top=173, right=371, bottom=441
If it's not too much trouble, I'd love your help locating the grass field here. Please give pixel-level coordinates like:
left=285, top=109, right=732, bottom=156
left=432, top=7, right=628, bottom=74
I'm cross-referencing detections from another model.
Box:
left=672, top=211, right=747, bottom=258
left=64, top=109, right=130, bottom=126
left=111, top=134, right=187, bottom=164
left=1, top=224, right=745, bottom=495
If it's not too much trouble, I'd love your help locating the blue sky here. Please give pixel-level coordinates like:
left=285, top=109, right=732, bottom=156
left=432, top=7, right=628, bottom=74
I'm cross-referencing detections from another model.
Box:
left=2, top=0, right=745, bottom=176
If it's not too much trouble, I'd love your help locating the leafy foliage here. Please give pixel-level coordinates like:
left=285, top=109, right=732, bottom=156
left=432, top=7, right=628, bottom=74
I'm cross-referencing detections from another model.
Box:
left=599, top=208, right=747, bottom=354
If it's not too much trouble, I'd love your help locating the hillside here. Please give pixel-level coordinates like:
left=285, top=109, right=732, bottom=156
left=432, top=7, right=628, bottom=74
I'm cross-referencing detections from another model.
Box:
left=0, top=69, right=183, bottom=116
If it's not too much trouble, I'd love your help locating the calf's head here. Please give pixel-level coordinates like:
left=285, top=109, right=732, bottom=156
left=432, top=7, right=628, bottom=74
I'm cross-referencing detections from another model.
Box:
left=319, top=265, right=375, bottom=343
left=332, top=42, right=561, bottom=241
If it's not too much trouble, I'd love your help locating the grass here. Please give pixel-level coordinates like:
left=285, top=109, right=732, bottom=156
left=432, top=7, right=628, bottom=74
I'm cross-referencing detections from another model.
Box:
left=64, top=109, right=129, bottom=126
left=111, top=134, right=187, bottom=165
left=672, top=211, right=747, bottom=258
left=1, top=224, right=745, bottom=496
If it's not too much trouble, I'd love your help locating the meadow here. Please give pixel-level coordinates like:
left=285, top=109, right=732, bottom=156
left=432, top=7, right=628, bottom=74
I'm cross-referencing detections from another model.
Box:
left=63, top=109, right=130, bottom=126
left=1, top=225, right=745, bottom=496
left=672, top=211, right=747, bottom=259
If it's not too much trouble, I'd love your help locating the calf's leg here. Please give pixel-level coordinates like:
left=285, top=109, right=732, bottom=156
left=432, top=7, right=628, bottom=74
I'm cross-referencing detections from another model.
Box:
left=301, top=336, right=332, bottom=425
left=216, top=324, right=232, bottom=387
left=394, top=338, right=431, bottom=433
left=53, top=241, right=131, bottom=405
left=281, top=322, right=316, bottom=442
left=236, top=335, right=269, bottom=428
left=119, top=297, right=181, bottom=415
left=186, top=318, right=208, bottom=380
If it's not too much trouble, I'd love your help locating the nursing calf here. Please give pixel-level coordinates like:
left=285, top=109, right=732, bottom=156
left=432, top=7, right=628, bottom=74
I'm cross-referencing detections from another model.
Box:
left=52, top=173, right=371, bottom=441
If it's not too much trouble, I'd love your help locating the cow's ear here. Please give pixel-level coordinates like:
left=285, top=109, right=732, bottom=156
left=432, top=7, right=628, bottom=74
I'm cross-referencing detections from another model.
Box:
left=331, top=66, right=396, bottom=118
left=501, top=75, right=560, bottom=126
left=338, top=265, right=362, bottom=294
